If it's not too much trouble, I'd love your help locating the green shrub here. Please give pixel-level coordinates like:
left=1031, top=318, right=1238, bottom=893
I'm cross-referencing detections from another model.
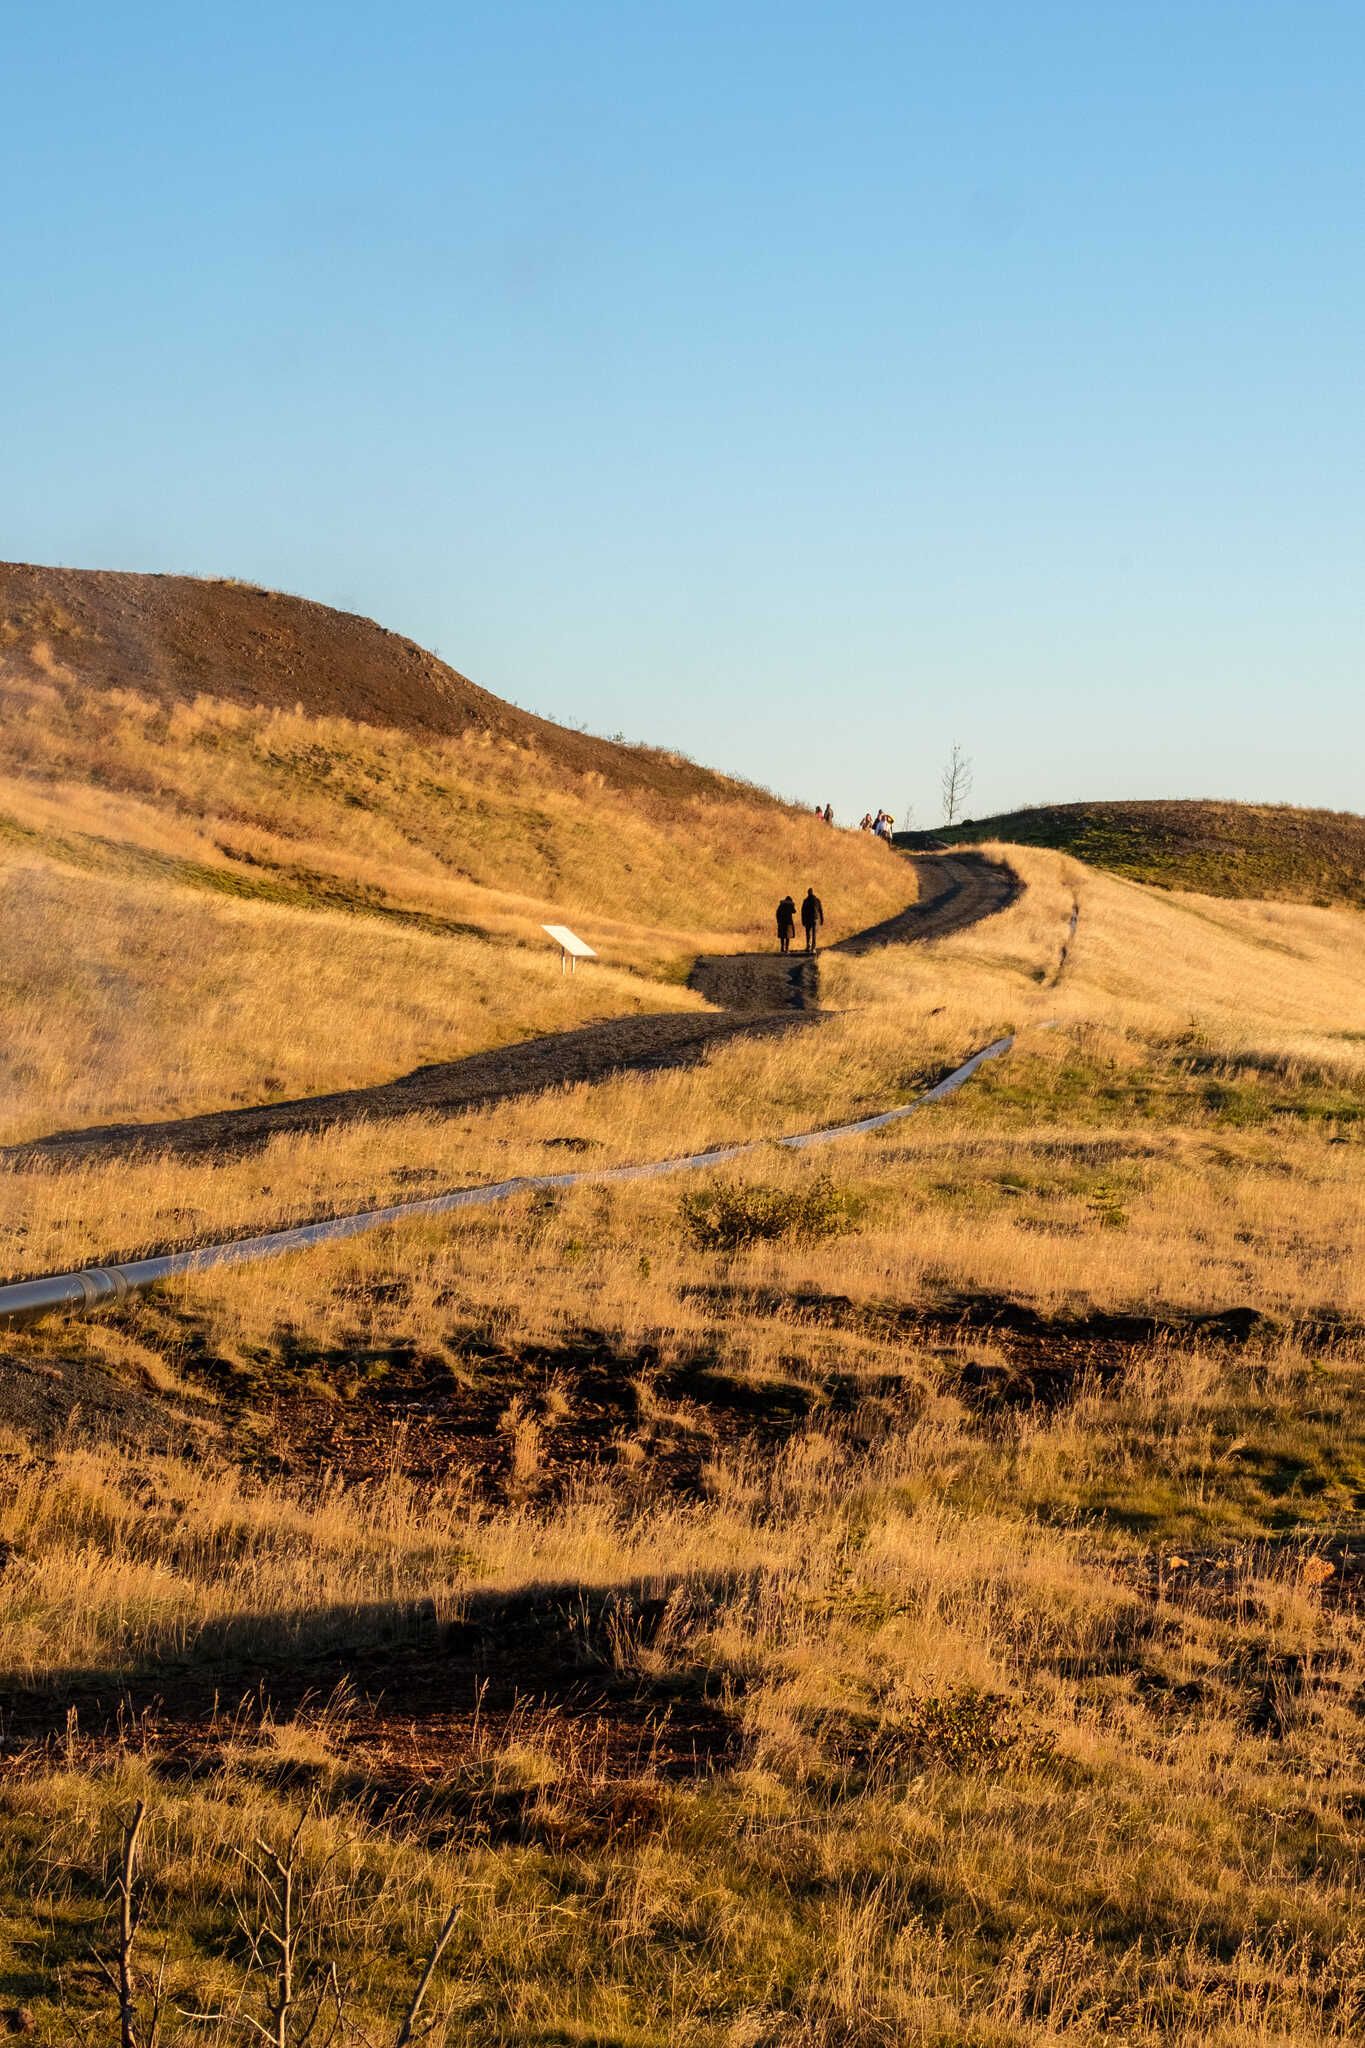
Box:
left=680, top=1173, right=862, bottom=1252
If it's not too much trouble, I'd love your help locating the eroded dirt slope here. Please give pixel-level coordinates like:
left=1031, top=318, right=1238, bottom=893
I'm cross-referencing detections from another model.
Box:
left=0, top=561, right=779, bottom=805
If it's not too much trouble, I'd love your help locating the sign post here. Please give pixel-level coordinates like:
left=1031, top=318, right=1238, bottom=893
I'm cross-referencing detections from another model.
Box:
left=542, top=924, right=598, bottom=976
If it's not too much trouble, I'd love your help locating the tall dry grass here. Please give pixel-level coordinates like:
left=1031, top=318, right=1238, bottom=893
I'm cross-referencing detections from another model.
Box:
left=0, top=670, right=912, bottom=1138
left=2, top=844, right=1360, bottom=1322
left=5, top=1335, right=1365, bottom=2040
left=1, top=844, right=1364, bottom=2041
left=0, top=852, right=709, bottom=1143
left=0, top=670, right=909, bottom=943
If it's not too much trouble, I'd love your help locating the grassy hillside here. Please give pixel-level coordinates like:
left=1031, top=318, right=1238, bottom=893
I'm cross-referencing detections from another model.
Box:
left=0, top=564, right=908, bottom=1137
left=11, top=568, right=1365, bottom=2044
left=907, top=798, right=1365, bottom=906
left=3, top=850, right=1365, bottom=2041
left=0, top=560, right=764, bottom=798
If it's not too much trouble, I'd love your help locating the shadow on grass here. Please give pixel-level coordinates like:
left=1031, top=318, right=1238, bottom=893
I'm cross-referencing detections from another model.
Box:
left=0, top=1576, right=748, bottom=1813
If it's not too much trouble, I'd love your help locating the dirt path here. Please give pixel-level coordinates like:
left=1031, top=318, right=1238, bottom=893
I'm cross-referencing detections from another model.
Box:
left=8, top=853, right=1018, bottom=1169
left=835, top=847, right=1021, bottom=952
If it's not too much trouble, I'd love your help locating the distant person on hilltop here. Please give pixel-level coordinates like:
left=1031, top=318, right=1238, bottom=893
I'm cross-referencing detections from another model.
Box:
left=801, top=887, right=824, bottom=954
left=823, top=803, right=835, bottom=825
left=776, top=894, right=797, bottom=954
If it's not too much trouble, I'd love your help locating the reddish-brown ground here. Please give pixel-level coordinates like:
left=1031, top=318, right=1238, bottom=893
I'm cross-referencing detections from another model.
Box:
left=0, top=560, right=779, bottom=803
left=1, top=1294, right=1359, bottom=1809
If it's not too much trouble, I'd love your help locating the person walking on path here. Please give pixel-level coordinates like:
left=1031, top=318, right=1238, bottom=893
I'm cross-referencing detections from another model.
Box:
left=776, top=894, right=797, bottom=954
left=801, top=886, right=824, bottom=954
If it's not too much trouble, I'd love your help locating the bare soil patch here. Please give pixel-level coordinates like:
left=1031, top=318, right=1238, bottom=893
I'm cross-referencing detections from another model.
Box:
left=3, top=1280, right=1350, bottom=1817
left=0, top=1582, right=743, bottom=1823
left=0, top=1345, right=218, bottom=1458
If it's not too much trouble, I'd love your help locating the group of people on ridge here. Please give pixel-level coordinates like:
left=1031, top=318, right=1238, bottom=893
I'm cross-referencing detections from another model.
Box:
left=812, top=803, right=896, bottom=839
left=776, top=888, right=824, bottom=955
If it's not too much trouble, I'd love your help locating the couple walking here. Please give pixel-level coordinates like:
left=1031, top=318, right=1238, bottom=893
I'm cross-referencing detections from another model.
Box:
left=776, top=888, right=824, bottom=955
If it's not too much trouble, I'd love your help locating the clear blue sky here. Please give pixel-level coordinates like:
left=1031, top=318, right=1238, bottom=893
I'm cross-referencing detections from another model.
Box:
left=5, top=3, right=1363, bottom=823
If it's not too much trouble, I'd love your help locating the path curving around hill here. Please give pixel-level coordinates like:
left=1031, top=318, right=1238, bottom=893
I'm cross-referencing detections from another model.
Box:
left=6, top=853, right=1019, bottom=1170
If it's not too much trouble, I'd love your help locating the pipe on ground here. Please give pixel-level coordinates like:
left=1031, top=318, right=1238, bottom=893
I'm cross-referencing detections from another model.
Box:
left=0, top=1034, right=1015, bottom=1328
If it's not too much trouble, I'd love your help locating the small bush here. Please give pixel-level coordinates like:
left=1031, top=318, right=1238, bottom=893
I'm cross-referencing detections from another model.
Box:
left=680, top=1173, right=862, bottom=1252
left=795, top=1685, right=1053, bottom=1783
left=896, top=1685, right=1051, bottom=1771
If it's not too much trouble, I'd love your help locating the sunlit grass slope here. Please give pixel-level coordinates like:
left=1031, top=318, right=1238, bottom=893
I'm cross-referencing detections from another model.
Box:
left=0, top=856, right=713, bottom=1145
left=6, top=844, right=1363, bottom=1302
left=0, top=567, right=909, bottom=1136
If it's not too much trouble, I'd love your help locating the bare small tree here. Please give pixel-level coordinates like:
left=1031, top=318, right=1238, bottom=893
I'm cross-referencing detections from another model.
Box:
left=184, top=1821, right=343, bottom=2047
left=90, top=1800, right=171, bottom=2048
left=72, top=1804, right=465, bottom=2048
left=940, top=743, right=973, bottom=827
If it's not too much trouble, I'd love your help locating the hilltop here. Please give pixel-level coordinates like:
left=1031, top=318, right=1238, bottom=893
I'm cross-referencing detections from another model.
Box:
left=0, top=561, right=773, bottom=804
left=907, top=797, right=1365, bottom=907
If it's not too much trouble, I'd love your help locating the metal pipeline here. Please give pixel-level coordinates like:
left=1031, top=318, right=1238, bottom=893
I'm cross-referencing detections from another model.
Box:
left=0, top=1033, right=1015, bottom=1328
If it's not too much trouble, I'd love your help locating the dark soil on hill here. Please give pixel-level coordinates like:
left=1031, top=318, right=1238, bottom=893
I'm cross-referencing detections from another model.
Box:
left=0, top=1344, right=218, bottom=1460
left=4, top=1293, right=1357, bottom=1811
left=0, top=561, right=776, bottom=806
left=902, top=800, right=1365, bottom=908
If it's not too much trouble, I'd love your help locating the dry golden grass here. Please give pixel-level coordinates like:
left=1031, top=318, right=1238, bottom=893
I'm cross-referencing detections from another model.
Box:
left=0, top=670, right=910, bottom=1139
left=2, top=843, right=1364, bottom=2043
left=0, top=670, right=908, bottom=945
left=3, top=844, right=1360, bottom=1322
left=0, top=852, right=710, bottom=1143
left=4, top=1334, right=1365, bottom=2041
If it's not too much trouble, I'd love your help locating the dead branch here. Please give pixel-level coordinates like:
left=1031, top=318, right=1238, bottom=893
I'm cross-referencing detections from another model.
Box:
left=391, top=1903, right=461, bottom=2048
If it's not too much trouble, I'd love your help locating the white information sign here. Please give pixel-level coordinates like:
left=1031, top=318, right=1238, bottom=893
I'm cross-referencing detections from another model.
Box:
left=542, top=924, right=598, bottom=974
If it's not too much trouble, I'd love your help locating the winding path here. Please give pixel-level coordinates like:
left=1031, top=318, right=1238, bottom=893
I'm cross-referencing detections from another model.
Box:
left=7, top=852, right=1019, bottom=1170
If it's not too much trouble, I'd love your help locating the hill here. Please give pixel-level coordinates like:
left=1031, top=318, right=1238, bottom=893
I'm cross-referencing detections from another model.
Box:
left=0, top=561, right=757, bottom=803
left=0, top=562, right=909, bottom=1139
left=905, top=798, right=1365, bottom=907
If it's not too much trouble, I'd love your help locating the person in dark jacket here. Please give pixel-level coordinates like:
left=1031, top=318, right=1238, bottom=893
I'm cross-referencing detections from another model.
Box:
left=776, top=895, right=797, bottom=954
left=801, top=887, right=824, bottom=953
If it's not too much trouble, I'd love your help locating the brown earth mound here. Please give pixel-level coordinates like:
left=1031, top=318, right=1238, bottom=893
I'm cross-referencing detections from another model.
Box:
left=0, top=562, right=774, bottom=806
